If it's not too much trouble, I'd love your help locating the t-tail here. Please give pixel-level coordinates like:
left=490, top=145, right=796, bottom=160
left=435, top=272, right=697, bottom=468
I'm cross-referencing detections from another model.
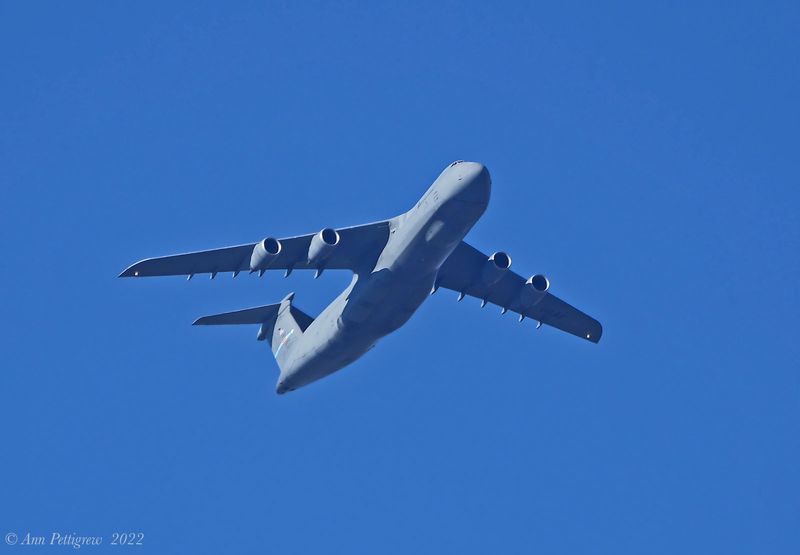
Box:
left=193, top=292, right=313, bottom=379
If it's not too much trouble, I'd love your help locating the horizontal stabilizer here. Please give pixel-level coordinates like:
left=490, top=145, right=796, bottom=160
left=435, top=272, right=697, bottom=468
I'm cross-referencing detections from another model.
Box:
left=193, top=304, right=281, bottom=326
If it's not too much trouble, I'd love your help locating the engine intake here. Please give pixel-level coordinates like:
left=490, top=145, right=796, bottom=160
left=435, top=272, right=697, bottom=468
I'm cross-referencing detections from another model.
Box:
left=528, top=274, right=550, bottom=292
left=308, top=228, right=340, bottom=266
left=250, top=237, right=282, bottom=270
left=481, top=251, right=512, bottom=285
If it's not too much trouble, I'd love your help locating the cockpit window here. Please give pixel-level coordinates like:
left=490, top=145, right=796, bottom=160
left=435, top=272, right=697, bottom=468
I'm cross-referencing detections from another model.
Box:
left=449, top=160, right=465, bottom=167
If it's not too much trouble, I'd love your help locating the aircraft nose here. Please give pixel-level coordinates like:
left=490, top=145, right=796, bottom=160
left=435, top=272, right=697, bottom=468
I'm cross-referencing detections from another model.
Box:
left=452, top=162, right=491, bottom=204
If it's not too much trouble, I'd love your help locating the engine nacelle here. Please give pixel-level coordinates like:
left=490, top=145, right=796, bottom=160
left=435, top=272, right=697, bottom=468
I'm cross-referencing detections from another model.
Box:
left=481, top=251, right=512, bottom=285
left=518, top=274, right=550, bottom=308
left=528, top=274, right=550, bottom=292
left=307, top=228, right=340, bottom=266
left=250, top=237, right=282, bottom=271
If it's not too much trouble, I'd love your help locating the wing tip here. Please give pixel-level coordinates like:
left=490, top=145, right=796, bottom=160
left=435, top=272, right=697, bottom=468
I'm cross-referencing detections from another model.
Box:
left=586, top=322, right=603, bottom=343
left=119, top=260, right=146, bottom=278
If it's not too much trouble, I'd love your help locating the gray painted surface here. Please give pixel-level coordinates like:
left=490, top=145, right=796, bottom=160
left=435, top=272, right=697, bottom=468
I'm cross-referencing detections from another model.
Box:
left=121, top=161, right=602, bottom=394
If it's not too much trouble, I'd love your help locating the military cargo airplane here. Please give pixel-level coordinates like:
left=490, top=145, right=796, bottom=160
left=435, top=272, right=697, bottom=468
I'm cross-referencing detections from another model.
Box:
left=120, top=161, right=602, bottom=394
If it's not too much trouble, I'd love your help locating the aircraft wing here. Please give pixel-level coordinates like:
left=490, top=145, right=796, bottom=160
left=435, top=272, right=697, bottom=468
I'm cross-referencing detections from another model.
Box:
left=119, top=220, right=391, bottom=278
left=435, top=241, right=602, bottom=343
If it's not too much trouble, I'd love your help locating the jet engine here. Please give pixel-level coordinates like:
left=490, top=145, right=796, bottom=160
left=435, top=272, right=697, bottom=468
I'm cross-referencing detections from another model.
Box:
left=307, top=228, right=340, bottom=266
left=481, top=251, right=512, bottom=285
left=517, top=274, right=550, bottom=309
left=250, top=237, right=282, bottom=271
left=527, top=274, right=550, bottom=292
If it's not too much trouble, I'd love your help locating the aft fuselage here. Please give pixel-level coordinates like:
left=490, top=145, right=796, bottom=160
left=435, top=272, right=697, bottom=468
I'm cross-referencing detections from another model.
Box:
left=277, top=161, right=491, bottom=393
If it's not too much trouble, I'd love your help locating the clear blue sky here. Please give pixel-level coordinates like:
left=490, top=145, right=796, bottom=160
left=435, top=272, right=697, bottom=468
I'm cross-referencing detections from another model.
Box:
left=1, top=2, right=798, bottom=553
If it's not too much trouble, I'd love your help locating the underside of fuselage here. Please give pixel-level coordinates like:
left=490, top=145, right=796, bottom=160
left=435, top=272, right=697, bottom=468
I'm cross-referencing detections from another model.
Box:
left=276, top=162, right=492, bottom=393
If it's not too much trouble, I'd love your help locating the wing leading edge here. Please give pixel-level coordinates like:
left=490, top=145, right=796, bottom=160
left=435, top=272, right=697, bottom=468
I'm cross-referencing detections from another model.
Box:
left=435, top=241, right=602, bottom=343
left=119, top=220, right=392, bottom=278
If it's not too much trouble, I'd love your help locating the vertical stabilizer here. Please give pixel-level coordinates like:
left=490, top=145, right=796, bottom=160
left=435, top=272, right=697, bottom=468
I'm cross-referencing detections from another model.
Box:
left=270, top=293, right=313, bottom=373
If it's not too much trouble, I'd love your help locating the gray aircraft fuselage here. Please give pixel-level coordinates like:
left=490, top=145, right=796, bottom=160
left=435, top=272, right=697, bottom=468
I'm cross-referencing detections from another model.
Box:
left=276, top=162, right=491, bottom=393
